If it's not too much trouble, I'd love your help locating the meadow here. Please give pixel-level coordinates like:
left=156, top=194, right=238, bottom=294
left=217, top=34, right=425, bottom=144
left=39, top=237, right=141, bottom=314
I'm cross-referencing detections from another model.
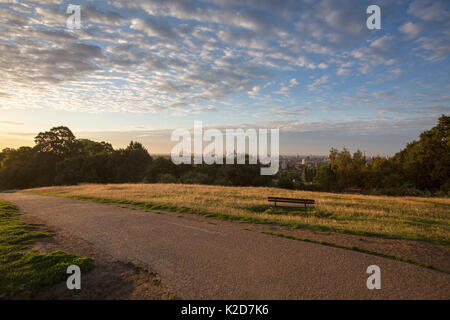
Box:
left=26, top=183, right=450, bottom=247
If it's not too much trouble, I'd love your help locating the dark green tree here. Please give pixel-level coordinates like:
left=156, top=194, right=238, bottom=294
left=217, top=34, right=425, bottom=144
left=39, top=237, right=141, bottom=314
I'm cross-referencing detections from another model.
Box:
left=314, top=164, right=338, bottom=192
left=34, top=126, right=77, bottom=159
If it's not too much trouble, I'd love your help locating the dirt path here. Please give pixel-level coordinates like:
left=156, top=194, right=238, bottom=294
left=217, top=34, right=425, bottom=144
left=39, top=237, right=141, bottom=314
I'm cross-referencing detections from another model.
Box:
left=1, top=192, right=449, bottom=299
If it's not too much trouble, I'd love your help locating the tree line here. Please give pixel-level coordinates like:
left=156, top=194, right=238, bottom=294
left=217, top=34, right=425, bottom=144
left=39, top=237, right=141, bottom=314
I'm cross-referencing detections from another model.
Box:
left=279, top=115, right=449, bottom=196
left=0, top=126, right=271, bottom=189
left=0, top=115, right=448, bottom=196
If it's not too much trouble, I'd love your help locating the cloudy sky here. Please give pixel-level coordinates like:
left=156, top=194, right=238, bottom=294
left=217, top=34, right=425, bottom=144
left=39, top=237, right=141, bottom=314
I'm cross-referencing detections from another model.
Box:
left=0, top=0, right=449, bottom=155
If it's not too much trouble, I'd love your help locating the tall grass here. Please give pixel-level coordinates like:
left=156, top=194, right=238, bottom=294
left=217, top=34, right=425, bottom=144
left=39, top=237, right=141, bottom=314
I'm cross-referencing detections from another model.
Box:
left=27, top=183, right=450, bottom=246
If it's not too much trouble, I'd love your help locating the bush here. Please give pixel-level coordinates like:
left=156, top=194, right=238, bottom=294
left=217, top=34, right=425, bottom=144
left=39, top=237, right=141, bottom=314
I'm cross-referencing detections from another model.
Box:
left=180, top=171, right=211, bottom=184
left=158, top=173, right=177, bottom=183
left=277, top=171, right=295, bottom=189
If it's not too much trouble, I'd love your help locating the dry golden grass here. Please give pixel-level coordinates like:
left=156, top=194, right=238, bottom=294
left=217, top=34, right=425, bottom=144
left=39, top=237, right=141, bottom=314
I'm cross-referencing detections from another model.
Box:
left=26, top=183, right=450, bottom=246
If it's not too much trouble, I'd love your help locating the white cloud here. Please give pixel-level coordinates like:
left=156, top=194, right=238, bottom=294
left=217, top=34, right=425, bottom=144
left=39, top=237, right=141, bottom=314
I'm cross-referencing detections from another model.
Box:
left=408, top=0, right=450, bottom=22
left=399, top=22, right=422, bottom=40
left=308, top=75, right=328, bottom=91
left=130, top=17, right=176, bottom=39
left=0, top=0, right=448, bottom=118
left=370, top=35, right=394, bottom=50
left=248, top=86, right=261, bottom=96
left=276, top=78, right=299, bottom=95
left=416, top=36, right=450, bottom=62
left=0, top=121, right=24, bottom=125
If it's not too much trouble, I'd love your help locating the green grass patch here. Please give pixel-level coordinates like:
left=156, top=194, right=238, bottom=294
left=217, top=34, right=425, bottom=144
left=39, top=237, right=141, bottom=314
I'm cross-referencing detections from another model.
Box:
left=0, top=199, right=93, bottom=299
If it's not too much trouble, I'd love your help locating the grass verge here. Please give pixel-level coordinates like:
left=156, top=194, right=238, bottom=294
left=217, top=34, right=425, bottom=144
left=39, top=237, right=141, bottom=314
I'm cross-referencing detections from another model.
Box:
left=0, top=199, right=93, bottom=299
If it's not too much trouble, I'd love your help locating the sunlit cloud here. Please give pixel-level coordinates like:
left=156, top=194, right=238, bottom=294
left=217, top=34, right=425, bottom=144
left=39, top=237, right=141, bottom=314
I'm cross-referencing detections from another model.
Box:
left=0, top=0, right=448, bottom=155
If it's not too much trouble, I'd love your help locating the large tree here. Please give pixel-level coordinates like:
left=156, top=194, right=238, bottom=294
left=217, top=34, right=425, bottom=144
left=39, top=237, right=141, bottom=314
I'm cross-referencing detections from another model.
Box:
left=394, top=115, right=449, bottom=191
left=34, top=126, right=77, bottom=159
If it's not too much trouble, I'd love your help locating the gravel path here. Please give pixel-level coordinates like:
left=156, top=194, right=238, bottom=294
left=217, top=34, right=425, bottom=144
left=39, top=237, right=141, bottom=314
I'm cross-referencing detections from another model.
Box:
left=2, top=192, right=449, bottom=299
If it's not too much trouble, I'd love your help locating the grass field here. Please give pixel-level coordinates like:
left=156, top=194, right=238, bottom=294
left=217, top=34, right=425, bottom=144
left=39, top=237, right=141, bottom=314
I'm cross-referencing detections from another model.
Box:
left=0, top=199, right=93, bottom=298
left=27, top=183, right=450, bottom=247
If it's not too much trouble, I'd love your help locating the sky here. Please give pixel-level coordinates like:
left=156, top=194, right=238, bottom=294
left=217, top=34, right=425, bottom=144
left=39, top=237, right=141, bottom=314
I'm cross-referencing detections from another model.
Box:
left=0, top=0, right=449, bottom=156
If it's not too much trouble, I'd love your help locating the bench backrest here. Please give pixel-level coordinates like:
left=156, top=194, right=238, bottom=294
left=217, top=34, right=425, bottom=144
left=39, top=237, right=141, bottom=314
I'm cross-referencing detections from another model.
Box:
left=268, top=196, right=315, bottom=204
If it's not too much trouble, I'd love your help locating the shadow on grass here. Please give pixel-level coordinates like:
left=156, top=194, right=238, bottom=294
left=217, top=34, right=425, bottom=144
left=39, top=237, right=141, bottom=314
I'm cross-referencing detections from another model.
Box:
left=247, top=204, right=335, bottom=219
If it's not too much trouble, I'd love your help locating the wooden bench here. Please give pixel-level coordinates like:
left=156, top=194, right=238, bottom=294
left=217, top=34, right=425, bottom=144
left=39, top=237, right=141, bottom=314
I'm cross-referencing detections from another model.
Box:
left=268, top=196, right=315, bottom=211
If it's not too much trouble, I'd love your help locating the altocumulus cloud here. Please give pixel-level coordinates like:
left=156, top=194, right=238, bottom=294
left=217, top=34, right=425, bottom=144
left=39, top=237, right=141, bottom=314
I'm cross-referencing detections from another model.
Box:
left=0, top=0, right=448, bottom=148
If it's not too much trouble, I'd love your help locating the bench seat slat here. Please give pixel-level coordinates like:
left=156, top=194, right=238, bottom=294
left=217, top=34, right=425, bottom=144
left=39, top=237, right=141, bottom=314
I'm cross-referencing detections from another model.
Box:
left=268, top=196, right=314, bottom=201
left=268, top=200, right=315, bottom=204
left=268, top=196, right=314, bottom=200
left=268, top=197, right=315, bottom=204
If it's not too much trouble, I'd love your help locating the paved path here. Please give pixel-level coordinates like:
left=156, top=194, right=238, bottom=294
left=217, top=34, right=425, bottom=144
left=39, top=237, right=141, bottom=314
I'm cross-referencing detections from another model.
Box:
left=1, top=192, right=449, bottom=299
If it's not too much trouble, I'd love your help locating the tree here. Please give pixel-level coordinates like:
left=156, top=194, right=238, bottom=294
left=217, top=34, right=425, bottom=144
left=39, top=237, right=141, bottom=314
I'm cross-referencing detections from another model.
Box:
left=364, top=156, right=401, bottom=190
left=314, top=164, right=338, bottom=192
left=77, top=139, right=113, bottom=156
left=113, top=141, right=152, bottom=182
left=34, top=126, right=77, bottom=159
left=0, top=147, right=36, bottom=189
left=144, top=157, right=176, bottom=183
left=301, top=166, right=317, bottom=182
left=394, top=115, right=449, bottom=191
left=328, top=148, right=366, bottom=190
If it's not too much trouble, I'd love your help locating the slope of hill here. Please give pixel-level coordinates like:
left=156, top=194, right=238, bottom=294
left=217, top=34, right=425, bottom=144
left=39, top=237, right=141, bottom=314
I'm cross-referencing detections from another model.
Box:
left=27, top=183, right=450, bottom=247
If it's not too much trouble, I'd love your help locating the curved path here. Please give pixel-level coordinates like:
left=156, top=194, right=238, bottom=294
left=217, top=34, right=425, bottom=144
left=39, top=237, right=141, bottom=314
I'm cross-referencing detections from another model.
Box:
left=1, top=192, right=448, bottom=299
